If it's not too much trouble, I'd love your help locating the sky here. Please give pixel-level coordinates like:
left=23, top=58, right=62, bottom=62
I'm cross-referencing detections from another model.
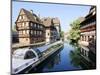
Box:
left=12, top=1, right=91, bottom=32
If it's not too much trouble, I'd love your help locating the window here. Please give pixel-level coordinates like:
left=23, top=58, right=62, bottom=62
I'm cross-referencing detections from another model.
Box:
left=19, top=16, right=22, bottom=20
left=31, top=31, right=33, bottom=34
left=22, top=23, right=24, bottom=27
left=24, top=51, right=36, bottom=59
left=18, top=23, right=22, bottom=27
left=34, top=31, right=36, bottom=35
left=26, top=30, right=29, bottom=34
left=34, top=24, right=36, bottom=28
left=23, top=30, right=25, bottom=34
left=48, top=33, right=49, bottom=36
left=38, top=25, right=39, bottom=28
left=31, top=22, right=33, bottom=26
left=36, top=24, right=38, bottom=28
left=19, top=31, right=22, bottom=35
left=38, top=24, right=40, bottom=28
left=41, top=26, right=43, bottom=29
left=40, top=31, right=42, bottom=35
left=37, top=31, right=39, bottom=35
left=25, top=22, right=28, bottom=27
left=23, top=15, right=25, bottom=19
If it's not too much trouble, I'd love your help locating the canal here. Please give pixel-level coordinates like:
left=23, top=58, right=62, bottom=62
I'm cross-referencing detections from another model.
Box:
left=22, top=42, right=95, bottom=74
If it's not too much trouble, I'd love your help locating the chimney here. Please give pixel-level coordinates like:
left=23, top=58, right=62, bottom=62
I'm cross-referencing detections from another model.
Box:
left=30, top=10, right=33, bottom=14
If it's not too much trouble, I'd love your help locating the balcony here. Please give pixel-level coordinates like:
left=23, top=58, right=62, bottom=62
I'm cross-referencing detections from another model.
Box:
left=80, top=21, right=96, bottom=29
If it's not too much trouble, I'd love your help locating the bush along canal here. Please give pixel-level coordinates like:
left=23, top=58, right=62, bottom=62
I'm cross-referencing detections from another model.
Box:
left=19, top=42, right=95, bottom=74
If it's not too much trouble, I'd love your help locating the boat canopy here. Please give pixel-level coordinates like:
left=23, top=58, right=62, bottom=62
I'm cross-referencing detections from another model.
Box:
left=13, top=48, right=42, bottom=59
left=36, top=40, right=63, bottom=52
left=13, top=41, right=63, bottom=59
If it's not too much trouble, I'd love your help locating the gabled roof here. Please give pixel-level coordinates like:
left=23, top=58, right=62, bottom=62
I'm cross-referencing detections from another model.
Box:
left=16, top=8, right=42, bottom=24
left=41, top=17, right=53, bottom=27
left=52, top=18, right=60, bottom=25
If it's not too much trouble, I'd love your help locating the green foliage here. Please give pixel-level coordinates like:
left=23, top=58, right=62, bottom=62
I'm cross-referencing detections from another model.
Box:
left=60, top=31, right=64, bottom=40
left=12, top=24, right=17, bottom=32
left=70, top=47, right=82, bottom=67
left=67, top=19, right=81, bottom=44
left=60, top=31, right=64, bottom=37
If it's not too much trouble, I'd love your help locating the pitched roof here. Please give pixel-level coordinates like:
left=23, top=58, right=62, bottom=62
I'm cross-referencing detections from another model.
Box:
left=52, top=18, right=60, bottom=25
left=41, top=17, right=53, bottom=27
left=17, top=8, right=42, bottom=24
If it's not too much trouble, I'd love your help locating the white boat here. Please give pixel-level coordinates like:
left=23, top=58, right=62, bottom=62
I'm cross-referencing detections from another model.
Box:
left=12, top=48, right=42, bottom=74
left=12, top=40, right=63, bottom=74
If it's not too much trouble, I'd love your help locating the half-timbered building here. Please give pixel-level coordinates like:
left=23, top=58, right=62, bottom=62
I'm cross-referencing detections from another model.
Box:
left=15, top=8, right=45, bottom=44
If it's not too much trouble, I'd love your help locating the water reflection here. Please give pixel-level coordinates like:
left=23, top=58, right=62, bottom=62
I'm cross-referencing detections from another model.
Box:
left=70, top=47, right=81, bottom=68
left=69, top=43, right=96, bottom=69
left=22, top=42, right=96, bottom=74
left=28, top=47, right=63, bottom=73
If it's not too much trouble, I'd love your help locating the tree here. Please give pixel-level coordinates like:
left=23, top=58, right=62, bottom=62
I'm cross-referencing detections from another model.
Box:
left=60, top=31, right=64, bottom=41
left=67, top=19, right=81, bottom=44
left=12, top=24, right=17, bottom=32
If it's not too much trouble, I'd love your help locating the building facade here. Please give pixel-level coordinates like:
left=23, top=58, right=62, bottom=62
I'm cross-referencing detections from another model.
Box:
left=80, top=6, right=96, bottom=43
left=41, top=17, right=60, bottom=43
left=52, top=18, right=61, bottom=40
left=15, top=8, right=45, bottom=44
left=80, top=6, right=96, bottom=62
left=64, top=32, right=69, bottom=42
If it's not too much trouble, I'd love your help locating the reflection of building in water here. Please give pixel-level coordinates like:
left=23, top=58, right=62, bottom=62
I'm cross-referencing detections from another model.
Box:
left=54, top=54, right=61, bottom=65
left=80, top=46, right=89, bottom=57
left=46, top=53, right=61, bottom=69
left=80, top=6, right=96, bottom=63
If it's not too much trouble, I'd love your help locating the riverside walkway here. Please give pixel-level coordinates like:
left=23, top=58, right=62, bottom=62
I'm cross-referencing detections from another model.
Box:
left=12, top=42, right=46, bottom=49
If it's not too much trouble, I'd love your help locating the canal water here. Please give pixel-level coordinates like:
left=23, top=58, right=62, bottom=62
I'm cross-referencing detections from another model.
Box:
left=27, top=42, right=84, bottom=73
left=21, top=42, right=95, bottom=74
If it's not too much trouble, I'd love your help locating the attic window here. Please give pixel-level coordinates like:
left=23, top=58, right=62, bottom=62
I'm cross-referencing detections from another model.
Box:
left=19, top=15, right=25, bottom=20
left=19, top=16, right=22, bottom=20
